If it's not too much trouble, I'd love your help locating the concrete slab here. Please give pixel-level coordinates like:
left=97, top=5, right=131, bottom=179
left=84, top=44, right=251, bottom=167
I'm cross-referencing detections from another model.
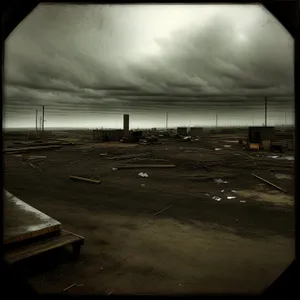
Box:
left=4, top=190, right=61, bottom=245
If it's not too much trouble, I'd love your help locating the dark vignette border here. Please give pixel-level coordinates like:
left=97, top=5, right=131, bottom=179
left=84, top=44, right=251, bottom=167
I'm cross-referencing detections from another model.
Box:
left=1, top=0, right=299, bottom=296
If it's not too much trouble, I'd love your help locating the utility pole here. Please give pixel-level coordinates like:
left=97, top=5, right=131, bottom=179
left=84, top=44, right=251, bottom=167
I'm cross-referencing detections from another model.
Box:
left=264, top=97, right=268, bottom=127
left=285, top=112, right=287, bottom=126
left=42, top=105, right=45, bottom=132
left=40, top=116, right=42, bottom=132
left=35, top=110, right=38, bottom=134
left=165, top=112, right=168, bottom=131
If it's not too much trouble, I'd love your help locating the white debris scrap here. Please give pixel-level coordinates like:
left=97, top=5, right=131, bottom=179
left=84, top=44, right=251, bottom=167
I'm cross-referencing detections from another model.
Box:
left=215, top=148, right=221, bottom=151
left=282, top=156, right=294, bottom=161
left=112, top=167, right=118, bottom=171
left=240, top=200, right=246, bottom=203
left=138, top=172, right=148, bottom=178
left=223, top=145, right=231, bottom=148
left=214, top=178, right=228, bottom=184
left=227, top=196, right=236, bottom=199
left=212, top=196, right=221, bottom=201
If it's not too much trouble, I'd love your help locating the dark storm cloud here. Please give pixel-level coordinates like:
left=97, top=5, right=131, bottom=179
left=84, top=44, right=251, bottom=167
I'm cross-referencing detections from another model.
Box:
left=127, top=17, right=293, bottom=98
left=4, top=4, right=294, bottom=127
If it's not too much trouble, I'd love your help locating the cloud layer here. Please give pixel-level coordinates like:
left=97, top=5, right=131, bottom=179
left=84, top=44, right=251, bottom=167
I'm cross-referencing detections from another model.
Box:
left=4, top=4, right=294, bottom=128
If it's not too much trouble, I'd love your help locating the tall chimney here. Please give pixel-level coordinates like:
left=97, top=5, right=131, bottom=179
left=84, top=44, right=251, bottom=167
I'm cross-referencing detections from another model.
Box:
left=123, top=114, right=129, bottom=137
left=40, top=116, right=42, bottom=132
left=264, top=97, right=267, bottom=127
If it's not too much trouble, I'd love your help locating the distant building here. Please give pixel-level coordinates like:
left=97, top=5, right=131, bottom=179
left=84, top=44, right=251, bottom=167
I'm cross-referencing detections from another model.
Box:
left=248, top=126, right=275, bottom=143
left=177, top=127, right=188, bottom=135
left=190, top=127, right=203, bottom=137
left=123, top=114, right=130, bottom=137
left=93, top=129, right=124, bottom=141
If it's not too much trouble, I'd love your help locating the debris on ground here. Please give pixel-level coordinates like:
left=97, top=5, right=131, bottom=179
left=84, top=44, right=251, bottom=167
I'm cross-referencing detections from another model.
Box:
left=112, top=167, right=118, bottom=171
left=108, top=152, right=150, bottom=160
left=11, top=154, right=23, bottom=158
left=223, top=145, right=231, bottom=148
left=154, top=205, right=172, bottom=216
left=3, top=145, right=61, bottom=153
left=28, top=155, right=47, bottom=160
left=28, top=162, right=41, bottom=171
left=274, top=173, right=292, bottom=180
left=70, top=175, right=101, bottom=184
left=100, top=153, right=107, bottom=156
left=241, top=151, right=255, bottom=161
left=138, top=172, right=148, bottom=178
left=132, top=157, right=146, bottom=162
left=14, top=140, right=61, bottom=146
left=198, top=160, right=211, bottom=172
left=150, top=158, right=169, bottom=162
left=28, top=155, right=47, bottom=164
left=227, top=196, right=236, bottom=199
left=282, top=156, right=294, bottom=161
left=113, top=164, right=176, bottom=170
left=188, top=169, right=237, bottom=181
left=214, top=178, right=228, bottom=184
left=215, top=148, right=221, bottom=151
left=240, top=200, right=246, bottom=203
left=268, top=155, right=280, bottom=159
left=212, top=196, right=222, bottom=201
left=141, top=183, right=146, bottom=187
left=63, top=283, right=77, bottom=292
left=231, top=190, right=237, bottom=193
left=183, top=136, right=192, bottom=141
left=251, top=173, right=286, bottom=193
left=139, top=136, right=159, bottom=145
left=139, top=139, right=149, bottom=145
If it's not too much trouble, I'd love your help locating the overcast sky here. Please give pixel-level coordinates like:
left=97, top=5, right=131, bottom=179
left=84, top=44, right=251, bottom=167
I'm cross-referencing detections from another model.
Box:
left=4, top=4, right=294, bottom=129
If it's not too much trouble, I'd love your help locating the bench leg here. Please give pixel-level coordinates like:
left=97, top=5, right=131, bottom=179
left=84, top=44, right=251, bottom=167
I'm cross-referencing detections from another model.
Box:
left=72, top=243, right=81, bottom=260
